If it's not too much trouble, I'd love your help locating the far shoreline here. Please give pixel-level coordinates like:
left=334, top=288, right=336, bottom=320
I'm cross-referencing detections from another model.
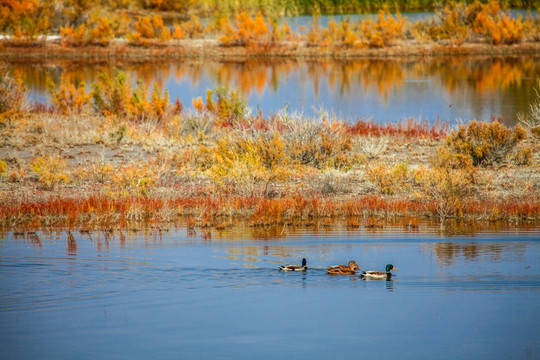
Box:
left=2, top=39, right=540, bottom=60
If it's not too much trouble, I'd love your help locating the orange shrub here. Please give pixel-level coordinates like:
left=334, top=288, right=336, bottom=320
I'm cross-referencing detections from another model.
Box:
left=474, top=10, right=524, bottom=44
left=360, top=11, right=407, bottom=48
left=29, top=155, right=70, bottom=190
left=443, top=120, right=526, bottom=167
left=128, top=15, right=171, bottom=47
left=48, top=74, right=91, bottom=114
left=173, top=15, right=204, bottom=39
left=60, top=24, right=87, bottom=47
left=219, top=12, right=270, bottom=47
left=0, top=69, right=27, bottom=122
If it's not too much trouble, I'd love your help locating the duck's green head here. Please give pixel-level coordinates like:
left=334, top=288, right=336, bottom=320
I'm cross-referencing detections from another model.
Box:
left=302, top=258, right=307, bottom=267
left=386, top=264, right=397, bottom=272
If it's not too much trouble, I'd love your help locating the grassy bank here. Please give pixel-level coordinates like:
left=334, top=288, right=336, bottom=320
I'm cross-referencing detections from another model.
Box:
left=1, top=71, right=539, bottom=230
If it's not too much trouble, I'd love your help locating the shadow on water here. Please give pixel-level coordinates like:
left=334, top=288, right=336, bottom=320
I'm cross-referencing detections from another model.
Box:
left=6, top=55, right=540, bottom=124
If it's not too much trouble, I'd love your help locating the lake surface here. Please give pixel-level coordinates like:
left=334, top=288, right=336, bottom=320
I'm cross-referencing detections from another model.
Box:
left=281, top=10, right=538, bottom=33
left=7, top=54, right=540, bottom=125
left=1, top=224, right=540, bottom=359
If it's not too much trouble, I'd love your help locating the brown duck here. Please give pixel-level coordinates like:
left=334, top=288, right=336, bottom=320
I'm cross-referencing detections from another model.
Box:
left=326, top=260, right=360, bottom=275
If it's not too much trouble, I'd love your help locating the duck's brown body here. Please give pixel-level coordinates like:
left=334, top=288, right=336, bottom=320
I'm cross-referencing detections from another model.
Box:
left=326, top=260, right=360, bottom=275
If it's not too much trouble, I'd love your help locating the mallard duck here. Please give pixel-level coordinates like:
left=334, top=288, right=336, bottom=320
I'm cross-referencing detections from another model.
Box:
left=360, top=264, right=397, bottom=279
left=326, top=260, right=360, bottom=275
left=279, top=258, right=307, bottom=271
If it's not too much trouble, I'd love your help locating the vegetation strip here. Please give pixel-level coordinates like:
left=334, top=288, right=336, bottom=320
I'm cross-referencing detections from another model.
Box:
left=1, top=1, right=540, bottom=59
left=1, top=68, right=539, bottom=229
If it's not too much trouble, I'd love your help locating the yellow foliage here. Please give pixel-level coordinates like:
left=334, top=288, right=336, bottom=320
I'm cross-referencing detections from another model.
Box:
left=92, top=71, right=132, bottom=118
left=219, top=11, right=269, bottom=47
left=109, top=162, right=157, bottom=197
left=89, top=17, right=115, bottom=46
left=206, top=131, right=290, bottom=195
left=443, top=120, right=526, bottom=167
left=128, top=15, right=170, bottom=46
left=367, top=162, right=411, bottom=194
left=60, top=11, right=116, bottom=47
left=60, top=24, right=87, bottom=46
left=48, top=74, right=91, bottom=114
left=30, top=155, right=70, bottom=190
left=269, top=17, right=291, bottom=42
left=172, top=25, right=185, bottom=39
left=474, top=10, right=524, bottom=44
left=0, top=69, right=27, bottom=123
left=91, top=71, right=170, bottom=122
left=415, top=164, right=477, bottom=219
left=11, top=15, right=50, bottom=45
left=316, top=17, right=361, bottom=48
left=195, top=88, right=248, bottom=125
left=192, top=96, right=204, bottom=113
left=416, top=1, right=524, bottom=45
left=0, top=160, right=7, bottom=177
left=360, top=11, right=406, bottom=48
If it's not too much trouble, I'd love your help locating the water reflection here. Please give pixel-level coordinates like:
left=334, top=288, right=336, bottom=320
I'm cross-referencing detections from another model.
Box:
left=3, top=220, right=538, bottom=270
left=431, top=242, right=527, bottom=266
left=66, top=231, right=78, bottom=256
left=7, top=55, right=539, bottom=124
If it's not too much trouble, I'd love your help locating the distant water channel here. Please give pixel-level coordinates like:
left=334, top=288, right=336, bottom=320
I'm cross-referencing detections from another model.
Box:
left=8, top=54, right=540, bottom=125
left=1, top=224, right=540, bottom=359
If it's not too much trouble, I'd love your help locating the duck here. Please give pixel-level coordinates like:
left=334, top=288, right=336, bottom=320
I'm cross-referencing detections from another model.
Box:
left=360, top=264, right=398, bottom=279
left=326, top=260, right=360, bottom=275
left=279, top=258, right=307, bottom=271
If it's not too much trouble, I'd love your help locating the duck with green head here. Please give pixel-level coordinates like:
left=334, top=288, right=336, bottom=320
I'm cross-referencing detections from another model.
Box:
left=360, top=264, right=397, bottom=279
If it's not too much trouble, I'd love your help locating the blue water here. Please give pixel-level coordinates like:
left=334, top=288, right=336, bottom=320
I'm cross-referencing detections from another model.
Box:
left=282, top=10, right=538, bottom=33
left=1, top=226, right=539, bottom=359
left=12, top=54, right=539, bottom=126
